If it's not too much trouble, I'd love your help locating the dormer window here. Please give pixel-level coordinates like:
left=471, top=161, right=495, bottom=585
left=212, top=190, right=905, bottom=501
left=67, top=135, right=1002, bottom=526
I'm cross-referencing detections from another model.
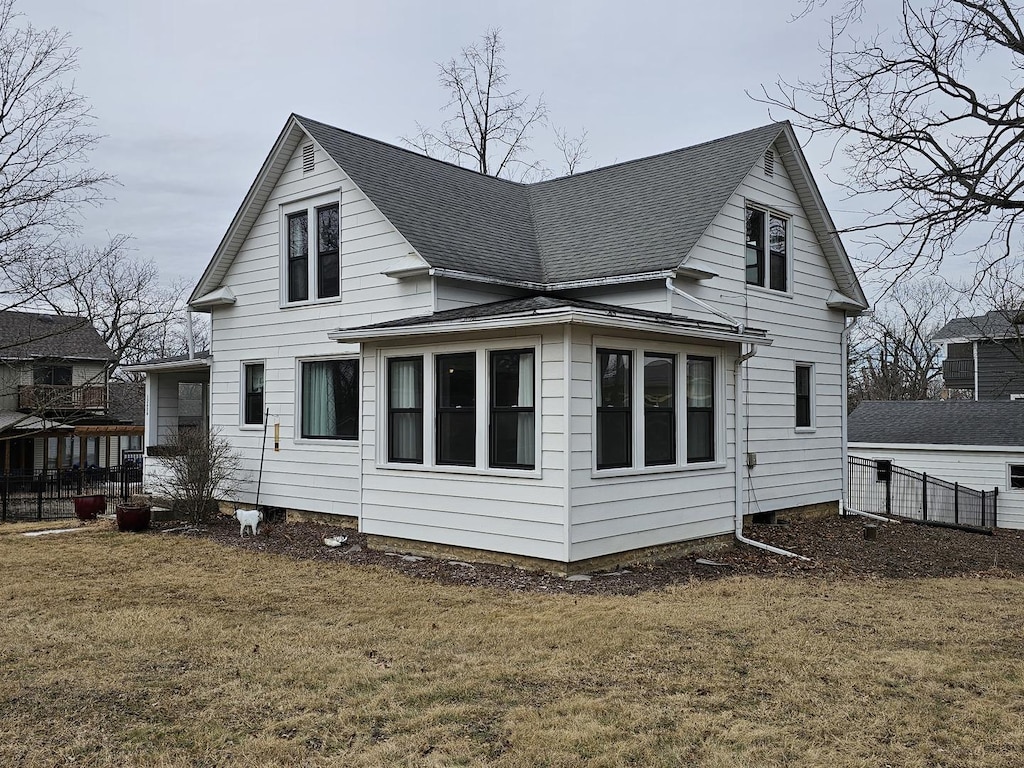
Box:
left=283, top=196, right=341, bottom=305
left=745, top=206, right=788, bottom=292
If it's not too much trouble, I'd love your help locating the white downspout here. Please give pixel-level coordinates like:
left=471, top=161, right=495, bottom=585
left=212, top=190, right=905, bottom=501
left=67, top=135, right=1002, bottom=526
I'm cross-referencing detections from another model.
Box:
left=734, top=343, right=810, bottom=560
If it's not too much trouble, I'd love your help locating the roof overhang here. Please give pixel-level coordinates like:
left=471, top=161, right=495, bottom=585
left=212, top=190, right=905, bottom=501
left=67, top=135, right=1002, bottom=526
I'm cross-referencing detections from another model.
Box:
left=427, top=267, right=680, bottom=292
left=826, top=290, right=869, bottom=313
left=123, top=357, right=211, bottom=374
left=190, top=286, right=236, bottom=312
left=850, top=441, right=1024, bottom=454
left=329, top=306, right=772, bottom=346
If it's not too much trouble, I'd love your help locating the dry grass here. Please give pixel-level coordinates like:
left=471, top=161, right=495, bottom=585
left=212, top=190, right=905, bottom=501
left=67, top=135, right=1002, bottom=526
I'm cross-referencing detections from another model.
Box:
left=2, top=523, right=1024, bottom=767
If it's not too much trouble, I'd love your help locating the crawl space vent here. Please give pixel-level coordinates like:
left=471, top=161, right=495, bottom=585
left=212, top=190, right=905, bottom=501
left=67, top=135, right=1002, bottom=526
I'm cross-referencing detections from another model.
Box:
left=302, top=144, right=315, bottom=173
left=763, top=149, right=775, bottom=177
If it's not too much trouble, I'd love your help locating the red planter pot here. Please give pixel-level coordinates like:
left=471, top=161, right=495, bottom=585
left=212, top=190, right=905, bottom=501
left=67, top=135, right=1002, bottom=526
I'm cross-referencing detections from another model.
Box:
left=116, top=504, right=151, bottom=532
left=73, top=494, right=107, bottom=521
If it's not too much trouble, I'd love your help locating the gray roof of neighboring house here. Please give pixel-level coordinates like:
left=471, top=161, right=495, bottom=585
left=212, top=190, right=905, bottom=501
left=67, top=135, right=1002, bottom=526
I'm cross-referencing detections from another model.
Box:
left=932, top=310, right=1024, bottom=342
left=848, top=400, right=1024, bottom=447
left=296, top=116, right=789, bottom=285
left=107, top=381, right=145, bottom=425
left=0, top=311, right=113, bottom=361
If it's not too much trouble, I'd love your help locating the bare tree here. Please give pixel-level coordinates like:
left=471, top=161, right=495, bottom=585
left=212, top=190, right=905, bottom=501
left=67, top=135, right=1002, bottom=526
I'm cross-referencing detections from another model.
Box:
left=149, top=428, right=243, bottom=525
left=405, top=28, right=588, bottom=181
left=5, top=235, right=197, bottom=370
left=0, top=0, right=110, bottom=273
left=759, top=1, right=1024, bottom=282
left=554, top=126, right=590, bottom=175
left=849, top=278, right=962, bottom=408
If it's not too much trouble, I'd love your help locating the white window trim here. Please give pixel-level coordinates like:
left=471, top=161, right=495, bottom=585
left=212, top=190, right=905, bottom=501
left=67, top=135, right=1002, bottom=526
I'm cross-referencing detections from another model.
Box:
left=239, top=359, right=266, bottom=430
left=293, top=354, right=361, bottom=447
left=1007, top=463, right=1024, bottom=490
left=376, top=337, right=543, bottom=478
left=591, top=335, right=727, bottom=478
left=744, top=199, right=793, bottom=297
left=795, top=361, right=816, bottom=433
left=279, top=191, right=342, bottom=309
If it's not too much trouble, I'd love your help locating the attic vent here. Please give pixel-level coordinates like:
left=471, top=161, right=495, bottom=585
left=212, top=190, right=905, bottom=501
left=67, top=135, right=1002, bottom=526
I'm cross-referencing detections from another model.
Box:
left=302, top=144, right=315, bottom=173
left=763, top=149, right=775, bottom=177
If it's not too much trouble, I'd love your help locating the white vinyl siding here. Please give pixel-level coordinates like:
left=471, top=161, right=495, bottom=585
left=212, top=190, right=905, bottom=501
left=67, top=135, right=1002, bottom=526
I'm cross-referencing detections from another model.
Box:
left=207, top=137, right=432, bottom=517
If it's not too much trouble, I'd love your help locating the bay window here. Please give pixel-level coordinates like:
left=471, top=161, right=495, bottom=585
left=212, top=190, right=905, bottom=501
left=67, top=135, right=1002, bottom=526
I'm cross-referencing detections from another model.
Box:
left=301, top=359, right=358, bottom=439
left=490, top=349, right=535, bottom=469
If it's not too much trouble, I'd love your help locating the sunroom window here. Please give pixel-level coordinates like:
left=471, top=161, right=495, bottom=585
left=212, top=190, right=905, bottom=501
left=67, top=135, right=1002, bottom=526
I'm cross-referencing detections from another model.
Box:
left=596, top=349, right=632, bottom=470
left=686, top=357, right=715, bottom=463
left=388, top=357, right=423, bottom=463
left=436, top=353, right=476, bottom=466
left=301, top=359, right=358, bottom=439
left=644, top=353, right=675, bottom=466
left=490, top=349, right=535, bottom=470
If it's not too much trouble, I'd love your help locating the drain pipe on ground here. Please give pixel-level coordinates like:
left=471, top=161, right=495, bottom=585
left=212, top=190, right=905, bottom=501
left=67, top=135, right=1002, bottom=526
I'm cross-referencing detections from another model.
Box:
left=734, top=344, right=810, bottom=561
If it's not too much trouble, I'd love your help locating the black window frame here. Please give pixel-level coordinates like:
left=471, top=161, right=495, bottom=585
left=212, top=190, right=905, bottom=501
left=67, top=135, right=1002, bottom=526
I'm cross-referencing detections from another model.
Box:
left=387, top=356, right=424, bottom=464
left=596, top=349, right=633, bottom=470
left=243, top=362, right=265, bottom=426
left=300, top=359, right=359, bottom=440
left=1010, top=465, right=1024, bottom=490
left=436, top=352, right=476, bottom=466
left=34, top=365, right=73, bottom=386
left=686, top=356, right=716, bottom=463
left=489, top=348, right=536, bottom=470
left=745, top=205, right=788, bottom=293
left=643, top=352, right=676, bottom=467
left=316, top=203, right=340, bottom=299
left=795, top=363, right=813, bottom=428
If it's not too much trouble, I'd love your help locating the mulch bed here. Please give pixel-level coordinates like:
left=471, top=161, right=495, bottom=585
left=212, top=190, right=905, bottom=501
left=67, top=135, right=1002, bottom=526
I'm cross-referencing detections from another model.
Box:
left=148, top=513, right=1024, bottom=596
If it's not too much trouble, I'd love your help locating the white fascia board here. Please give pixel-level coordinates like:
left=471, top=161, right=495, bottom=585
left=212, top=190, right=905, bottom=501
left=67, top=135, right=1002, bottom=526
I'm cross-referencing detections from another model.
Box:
left=428, top=267, right=677, bottom=291
left=674, top=264, right=719, bottom=280
left=329, top=308, right=772, bottom=346
left=849, top=441, right=1024, bottom=455
left=826, top=290, right=868, bottom=313
left=123, top=358, right=211, bottom=374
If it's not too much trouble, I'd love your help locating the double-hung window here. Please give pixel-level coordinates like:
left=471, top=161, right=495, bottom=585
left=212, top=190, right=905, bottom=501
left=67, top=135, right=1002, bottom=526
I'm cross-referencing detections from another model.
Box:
left=300, top=359, right=358, bottom=439
left=644, top=353, right=675, bottom=466
left=490, top=350, right=535, bottom=469
left=243, top=363, right=264, bottom=426
left=436, top=353, right=476, bottom=466
left=596, top=349, right=632, bottom=470
left=745, top=206, right=788, bottom=292
left=388, top=357, right=423, bottom=463
left=686, top=357, right=715, bottom=462
left=284, top=198, right=340, bottom=304
left=795, top=363, right=814, bottom=429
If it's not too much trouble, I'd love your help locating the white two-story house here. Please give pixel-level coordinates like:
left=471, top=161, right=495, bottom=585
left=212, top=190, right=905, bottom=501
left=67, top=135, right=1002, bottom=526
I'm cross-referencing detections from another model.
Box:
left=135, top=114, right=867, bottom=571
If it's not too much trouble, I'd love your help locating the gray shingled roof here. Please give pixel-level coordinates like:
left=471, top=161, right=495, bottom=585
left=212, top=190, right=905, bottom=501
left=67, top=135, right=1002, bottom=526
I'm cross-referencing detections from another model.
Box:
left=0, top=311, right=113, bottom=361
left=932, top=310, right=1024, bottom=342
left=296, top=116, right=786, bottom=285
left=848, top=400, right=1024, bottom=447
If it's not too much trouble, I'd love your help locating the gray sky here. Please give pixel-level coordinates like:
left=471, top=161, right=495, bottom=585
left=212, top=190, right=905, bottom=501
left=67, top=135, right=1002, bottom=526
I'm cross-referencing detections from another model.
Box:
left=32, top=0, right=887, bottom=291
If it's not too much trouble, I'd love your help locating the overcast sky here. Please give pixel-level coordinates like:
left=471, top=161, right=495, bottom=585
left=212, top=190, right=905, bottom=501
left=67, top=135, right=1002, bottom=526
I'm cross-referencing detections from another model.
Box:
left=31, top=0, right=896, bottom=293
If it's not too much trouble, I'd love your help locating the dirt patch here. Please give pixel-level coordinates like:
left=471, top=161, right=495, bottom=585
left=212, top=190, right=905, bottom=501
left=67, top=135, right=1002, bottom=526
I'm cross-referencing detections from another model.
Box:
left=144, top=513, right=1024, bottom=595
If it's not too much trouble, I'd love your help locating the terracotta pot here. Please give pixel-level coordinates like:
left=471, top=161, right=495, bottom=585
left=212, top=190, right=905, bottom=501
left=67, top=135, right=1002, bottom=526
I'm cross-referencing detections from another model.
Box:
left=73, top=494, right=107, bottom=521
left=116, top=504, right=151, bottom=532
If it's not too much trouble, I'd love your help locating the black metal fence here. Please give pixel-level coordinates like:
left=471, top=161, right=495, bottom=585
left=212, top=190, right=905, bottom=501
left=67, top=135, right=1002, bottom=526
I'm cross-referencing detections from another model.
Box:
left=0, top=463, right=144, bottom=522
left=848, top=455, right=997, bottom=530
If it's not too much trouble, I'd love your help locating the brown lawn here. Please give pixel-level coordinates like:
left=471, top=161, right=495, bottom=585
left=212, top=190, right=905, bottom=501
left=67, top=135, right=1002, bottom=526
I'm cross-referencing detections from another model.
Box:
left=2, top=520, right=1024, bottom=767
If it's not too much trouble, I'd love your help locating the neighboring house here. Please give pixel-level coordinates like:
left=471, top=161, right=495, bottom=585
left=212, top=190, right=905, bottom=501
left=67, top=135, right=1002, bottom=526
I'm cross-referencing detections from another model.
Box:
left=848, top=400, right=1024, bottom=529
left=0, top=311, right=143, bottom=474
left=933, top=310, right=1024, bottom=399
left=131, top=114, right=868, bottom=569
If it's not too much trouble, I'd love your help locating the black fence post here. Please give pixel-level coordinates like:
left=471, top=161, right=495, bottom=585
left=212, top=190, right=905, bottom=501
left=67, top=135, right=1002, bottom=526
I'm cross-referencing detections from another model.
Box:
left=1, top=473, right=6, bottom=523
left=982, top=490, right=987, bottom=528
left=885, top=471, right=892, bottom=516
left=922, top=473, right=928, bottom=522
left=36, top=472, right=43, bottom=520
left=954, top=483, right=959, bottom=526
left=994, top=488, right=999, bottom=529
